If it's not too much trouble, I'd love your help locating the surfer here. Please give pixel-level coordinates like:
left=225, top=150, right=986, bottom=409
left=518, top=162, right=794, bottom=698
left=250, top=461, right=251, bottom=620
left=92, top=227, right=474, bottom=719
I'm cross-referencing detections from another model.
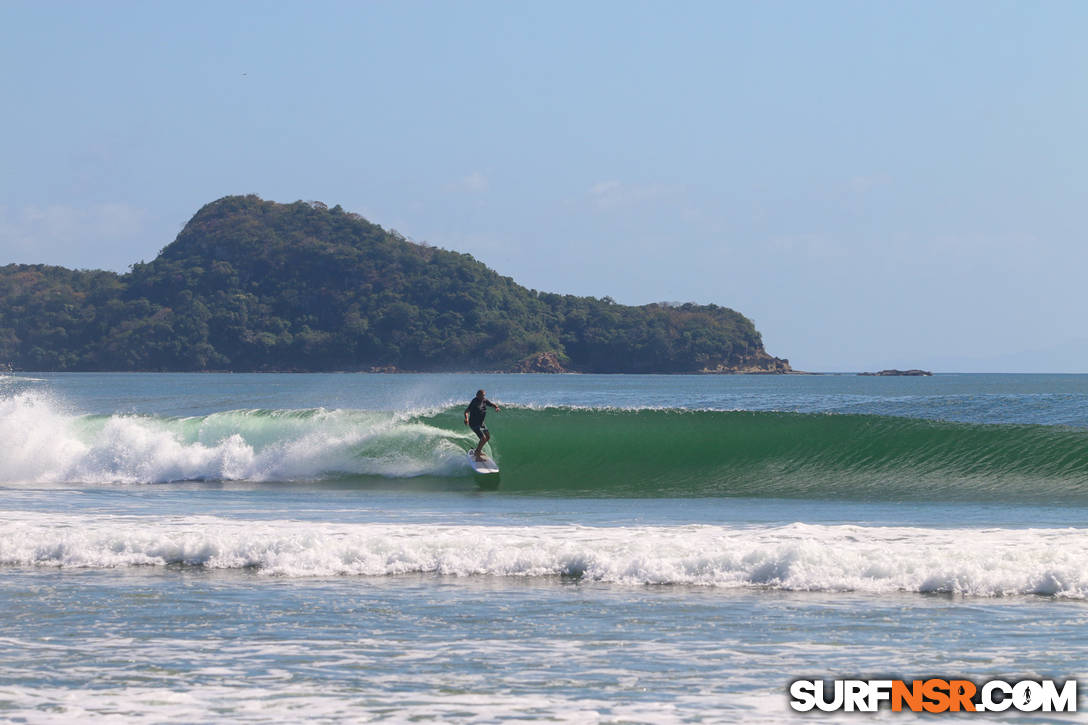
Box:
left=464, top=389, right=500, bottom=461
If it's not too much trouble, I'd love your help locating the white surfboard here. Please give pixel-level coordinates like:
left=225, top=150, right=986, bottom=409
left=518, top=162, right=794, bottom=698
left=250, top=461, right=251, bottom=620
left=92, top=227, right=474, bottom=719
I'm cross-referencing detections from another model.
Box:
left=467, top=450, right=500, bottom=475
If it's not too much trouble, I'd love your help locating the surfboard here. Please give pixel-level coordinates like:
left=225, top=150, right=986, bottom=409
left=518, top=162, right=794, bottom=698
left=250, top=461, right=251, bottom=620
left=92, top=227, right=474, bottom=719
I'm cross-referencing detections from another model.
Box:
left=467, top=450, right=500, bottom=475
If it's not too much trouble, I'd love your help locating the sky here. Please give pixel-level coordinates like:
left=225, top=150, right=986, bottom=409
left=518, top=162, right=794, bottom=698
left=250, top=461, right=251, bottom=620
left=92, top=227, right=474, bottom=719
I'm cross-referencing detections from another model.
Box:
left=1, top=1, right=1085, bottom=372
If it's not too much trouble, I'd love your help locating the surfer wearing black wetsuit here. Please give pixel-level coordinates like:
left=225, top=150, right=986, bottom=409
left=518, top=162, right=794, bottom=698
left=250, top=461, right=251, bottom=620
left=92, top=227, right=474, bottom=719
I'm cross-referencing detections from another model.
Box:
left=464, top=389, right=500, bottom=461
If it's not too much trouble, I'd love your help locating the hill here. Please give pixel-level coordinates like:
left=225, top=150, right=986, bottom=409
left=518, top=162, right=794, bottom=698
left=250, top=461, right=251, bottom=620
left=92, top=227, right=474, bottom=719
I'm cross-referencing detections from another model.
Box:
left=0, top=195, right=790, bottom=373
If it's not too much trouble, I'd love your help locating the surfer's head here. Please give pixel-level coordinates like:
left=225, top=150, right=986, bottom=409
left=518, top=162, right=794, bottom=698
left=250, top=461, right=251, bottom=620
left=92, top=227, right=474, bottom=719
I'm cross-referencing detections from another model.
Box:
left=476, top=389, right=485, bottom=399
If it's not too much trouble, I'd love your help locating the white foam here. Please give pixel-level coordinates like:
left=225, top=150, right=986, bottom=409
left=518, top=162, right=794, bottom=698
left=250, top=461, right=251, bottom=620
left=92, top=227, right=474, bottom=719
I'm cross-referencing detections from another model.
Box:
left=4, top=512, right=1088, bottom=597
left=0, top=392, right=471, bottom=484
left=0, top=682, right=755, bottom=724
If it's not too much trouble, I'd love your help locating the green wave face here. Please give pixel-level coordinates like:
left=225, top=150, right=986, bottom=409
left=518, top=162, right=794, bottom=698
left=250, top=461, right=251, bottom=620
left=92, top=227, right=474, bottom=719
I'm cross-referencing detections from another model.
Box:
left=424, top=407, right=1088, bottom=500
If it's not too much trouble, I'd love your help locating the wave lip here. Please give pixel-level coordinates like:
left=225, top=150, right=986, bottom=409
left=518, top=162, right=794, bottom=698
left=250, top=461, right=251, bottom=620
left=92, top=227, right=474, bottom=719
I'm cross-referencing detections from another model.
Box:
left=4, top=514, right=1088, bottom=598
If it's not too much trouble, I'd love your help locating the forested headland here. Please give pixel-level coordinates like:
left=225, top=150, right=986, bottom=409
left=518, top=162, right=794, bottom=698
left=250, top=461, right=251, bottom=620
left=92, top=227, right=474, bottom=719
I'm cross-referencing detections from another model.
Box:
left=0, top=195, right=791, bottom=373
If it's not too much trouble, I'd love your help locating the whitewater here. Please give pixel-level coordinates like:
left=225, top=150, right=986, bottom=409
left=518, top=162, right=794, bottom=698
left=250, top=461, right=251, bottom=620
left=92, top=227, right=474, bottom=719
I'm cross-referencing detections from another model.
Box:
left=6, top=512, right=1088, bottom=598
left=0, top=393, right=470, bottom=483
left=4, top=372, right=1088, bottom=722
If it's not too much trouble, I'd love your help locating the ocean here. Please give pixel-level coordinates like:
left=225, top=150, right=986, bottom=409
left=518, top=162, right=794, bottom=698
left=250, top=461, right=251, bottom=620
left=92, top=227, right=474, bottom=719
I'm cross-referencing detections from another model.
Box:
left=3, top=372, right=1088, bottom=722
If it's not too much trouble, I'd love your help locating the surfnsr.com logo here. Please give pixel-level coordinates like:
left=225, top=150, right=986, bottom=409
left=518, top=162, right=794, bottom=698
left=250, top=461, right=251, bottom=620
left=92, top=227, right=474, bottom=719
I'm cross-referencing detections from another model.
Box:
left=789, top=679, right=1077, bottom=713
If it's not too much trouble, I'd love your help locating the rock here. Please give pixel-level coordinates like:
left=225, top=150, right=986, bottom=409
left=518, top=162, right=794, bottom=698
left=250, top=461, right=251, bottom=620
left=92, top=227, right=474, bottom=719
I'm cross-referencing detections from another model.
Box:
left=511, top=352, right=569, bottom=373
left=700, top=352, right=793, bottom=374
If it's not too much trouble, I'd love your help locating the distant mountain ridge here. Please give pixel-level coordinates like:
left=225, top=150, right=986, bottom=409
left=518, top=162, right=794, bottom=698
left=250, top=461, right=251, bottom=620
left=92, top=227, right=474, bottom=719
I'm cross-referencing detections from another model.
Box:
left=0, top=195, right=791, bottom=373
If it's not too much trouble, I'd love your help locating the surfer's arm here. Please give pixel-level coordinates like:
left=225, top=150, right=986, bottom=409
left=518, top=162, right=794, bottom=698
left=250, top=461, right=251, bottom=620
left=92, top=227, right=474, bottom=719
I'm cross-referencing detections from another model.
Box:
left=487, top=400, right=500, bottom=412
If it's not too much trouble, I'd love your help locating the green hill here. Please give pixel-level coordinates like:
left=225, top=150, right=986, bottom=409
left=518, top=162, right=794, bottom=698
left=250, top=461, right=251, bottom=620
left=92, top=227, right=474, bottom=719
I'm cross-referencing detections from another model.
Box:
left=0, top=195, right=790, bottom=373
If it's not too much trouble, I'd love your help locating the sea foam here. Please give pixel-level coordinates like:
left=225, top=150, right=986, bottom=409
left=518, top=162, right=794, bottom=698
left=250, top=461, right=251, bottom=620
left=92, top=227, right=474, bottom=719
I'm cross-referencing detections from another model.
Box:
left=4, top=512, right=1088, bottom=597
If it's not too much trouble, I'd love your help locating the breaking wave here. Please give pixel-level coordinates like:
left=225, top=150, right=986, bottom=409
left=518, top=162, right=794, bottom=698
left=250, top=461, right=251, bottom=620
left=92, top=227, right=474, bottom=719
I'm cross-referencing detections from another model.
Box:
left=0, top=392, right=471, bottom=484
left=4, top=393, right=1088, bottom=500
left=3, top=512, right=1088, bottom=597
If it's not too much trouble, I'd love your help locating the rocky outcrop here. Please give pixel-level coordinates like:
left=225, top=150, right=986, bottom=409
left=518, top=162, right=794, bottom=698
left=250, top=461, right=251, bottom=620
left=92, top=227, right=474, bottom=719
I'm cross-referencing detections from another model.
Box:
left=858, top=369, right=932, bottom=376
left=511, top=352, right=570, bottom=373
left=700, top=351, right=793, bottom=374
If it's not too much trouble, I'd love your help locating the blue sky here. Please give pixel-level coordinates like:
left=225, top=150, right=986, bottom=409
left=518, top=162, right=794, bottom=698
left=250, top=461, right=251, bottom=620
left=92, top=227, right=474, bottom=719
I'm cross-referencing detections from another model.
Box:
left=2, top=1, right=1085, bottom=371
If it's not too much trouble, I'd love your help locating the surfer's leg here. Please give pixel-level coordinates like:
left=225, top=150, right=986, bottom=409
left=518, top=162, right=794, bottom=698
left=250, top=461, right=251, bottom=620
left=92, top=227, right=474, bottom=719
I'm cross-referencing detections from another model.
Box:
left=471, top=425, right=486, bottom=458
left=474, top=426, right=490, bottom=459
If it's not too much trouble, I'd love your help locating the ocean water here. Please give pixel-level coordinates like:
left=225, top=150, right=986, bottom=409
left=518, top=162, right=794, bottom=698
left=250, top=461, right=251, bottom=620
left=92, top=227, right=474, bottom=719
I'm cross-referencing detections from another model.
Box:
left=3, top=372, right=1088, bottom=722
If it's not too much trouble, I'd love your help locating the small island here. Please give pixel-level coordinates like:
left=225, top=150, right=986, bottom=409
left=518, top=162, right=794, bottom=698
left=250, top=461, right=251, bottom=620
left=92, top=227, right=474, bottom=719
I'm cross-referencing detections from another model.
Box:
left=858, top=369, right=933, bottom=376
left=0, top=195, right=791, bottom=374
